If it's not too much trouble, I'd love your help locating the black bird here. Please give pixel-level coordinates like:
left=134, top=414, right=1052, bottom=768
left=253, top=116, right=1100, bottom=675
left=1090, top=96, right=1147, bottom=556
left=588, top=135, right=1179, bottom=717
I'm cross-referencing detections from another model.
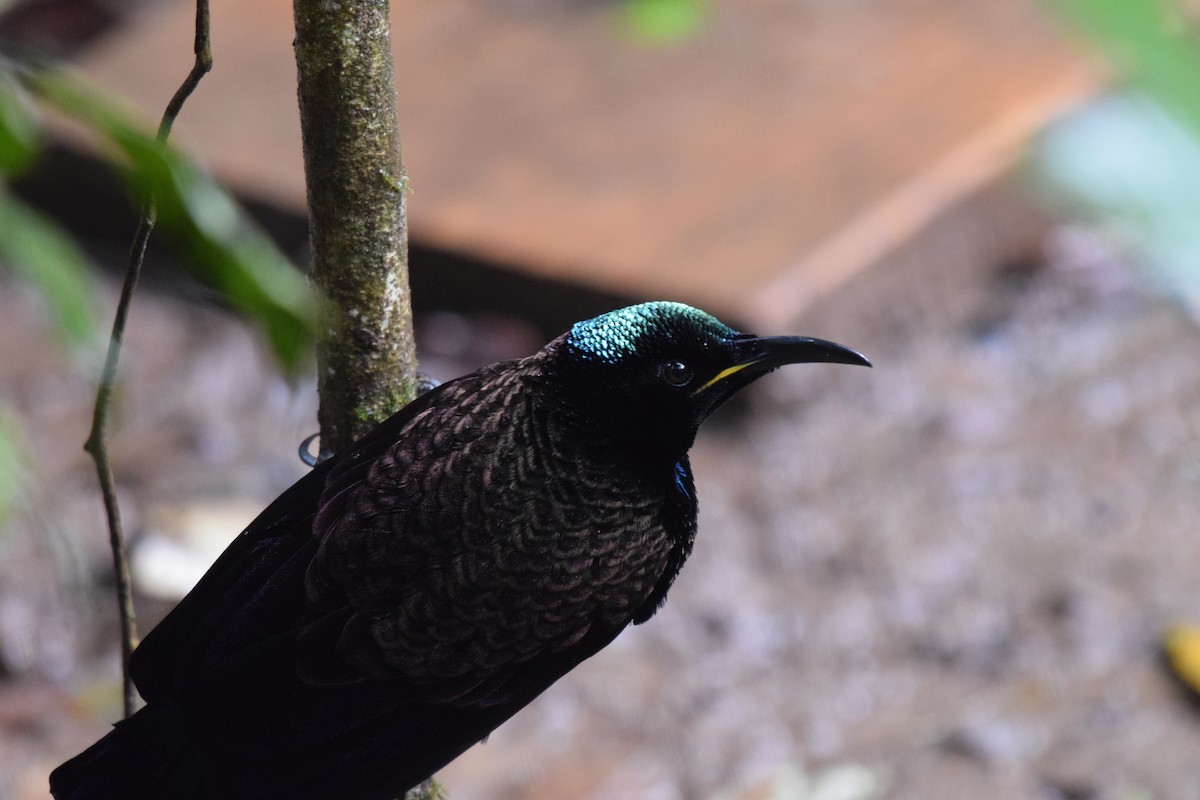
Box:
left=51, top=301, right=869, bottom=800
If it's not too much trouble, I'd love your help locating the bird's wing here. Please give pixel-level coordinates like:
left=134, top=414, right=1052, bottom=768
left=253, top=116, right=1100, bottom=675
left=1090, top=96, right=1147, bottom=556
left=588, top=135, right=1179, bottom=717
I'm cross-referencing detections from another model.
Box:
left=131, top=364, right=625, bottom=703
left=127, top=378, right=464, bottom=705
left=292, top=367, right=658, bottom=702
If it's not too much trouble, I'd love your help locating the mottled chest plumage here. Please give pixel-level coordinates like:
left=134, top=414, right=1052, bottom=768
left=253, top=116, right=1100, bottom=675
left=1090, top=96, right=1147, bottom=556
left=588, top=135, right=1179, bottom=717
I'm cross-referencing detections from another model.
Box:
left=305, top=361, right=695, bottom=683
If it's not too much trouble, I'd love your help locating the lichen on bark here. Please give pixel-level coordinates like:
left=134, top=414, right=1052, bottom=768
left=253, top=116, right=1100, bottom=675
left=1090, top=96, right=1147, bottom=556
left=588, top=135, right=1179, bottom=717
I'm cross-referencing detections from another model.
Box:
left=293, top=0, right=418, bottom=455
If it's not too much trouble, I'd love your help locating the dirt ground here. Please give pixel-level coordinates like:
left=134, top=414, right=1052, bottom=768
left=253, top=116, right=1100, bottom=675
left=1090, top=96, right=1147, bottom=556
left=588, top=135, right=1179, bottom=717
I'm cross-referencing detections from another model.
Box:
left=3, top=206, right=1200, bottom=799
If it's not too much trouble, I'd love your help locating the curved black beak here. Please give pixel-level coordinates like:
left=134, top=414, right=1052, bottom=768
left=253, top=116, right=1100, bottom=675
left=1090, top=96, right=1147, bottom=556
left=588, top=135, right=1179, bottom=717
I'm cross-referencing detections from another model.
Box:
left=700, top=335, right=871, bottom=391
left=736, top=335, right=871, bottom=370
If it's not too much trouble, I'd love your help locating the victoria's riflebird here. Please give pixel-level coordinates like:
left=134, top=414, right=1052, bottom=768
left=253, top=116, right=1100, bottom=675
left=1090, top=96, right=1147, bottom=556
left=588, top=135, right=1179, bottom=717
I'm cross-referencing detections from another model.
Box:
left=51, top=301, right=870, bottom=800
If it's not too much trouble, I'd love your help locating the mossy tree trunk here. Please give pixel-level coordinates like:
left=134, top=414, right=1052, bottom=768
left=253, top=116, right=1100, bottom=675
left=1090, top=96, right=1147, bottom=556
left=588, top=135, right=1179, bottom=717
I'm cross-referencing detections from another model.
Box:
left=293, top=0, right=418, bottom=456
left=292, top=3, right=439, bottom=798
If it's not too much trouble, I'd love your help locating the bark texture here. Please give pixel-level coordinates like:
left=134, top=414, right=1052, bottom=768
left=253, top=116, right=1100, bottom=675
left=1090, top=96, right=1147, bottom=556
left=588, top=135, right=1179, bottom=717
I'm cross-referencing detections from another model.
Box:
left=294, top=0, right=417, bottom=455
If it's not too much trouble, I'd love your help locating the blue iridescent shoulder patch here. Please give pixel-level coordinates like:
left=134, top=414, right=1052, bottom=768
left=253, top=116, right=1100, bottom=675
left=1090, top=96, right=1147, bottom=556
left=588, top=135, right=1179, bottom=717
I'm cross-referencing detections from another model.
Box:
left=567, top=301, right=733, bottom=363
left=673, top=460, right=692, bottom=499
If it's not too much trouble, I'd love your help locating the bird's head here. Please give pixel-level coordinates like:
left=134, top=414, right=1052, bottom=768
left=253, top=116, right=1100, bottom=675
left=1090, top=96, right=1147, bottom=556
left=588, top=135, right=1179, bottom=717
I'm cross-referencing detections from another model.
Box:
left=547, top=301, right=870, bottom=459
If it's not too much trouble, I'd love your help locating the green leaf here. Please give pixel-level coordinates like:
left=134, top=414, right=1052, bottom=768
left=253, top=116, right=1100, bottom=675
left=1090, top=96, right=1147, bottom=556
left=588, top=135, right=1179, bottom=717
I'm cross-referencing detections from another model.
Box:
left=1044, top=0, right=1200, bottom=139
left=163, top=167, right=316, bottom=372
left=621, top=0, right=710, bottom=45
left=0, top=67, right=42, bottom=175
left=31, top=68, right=315, bottom=371
left=0, top=185, right=98, bottom=347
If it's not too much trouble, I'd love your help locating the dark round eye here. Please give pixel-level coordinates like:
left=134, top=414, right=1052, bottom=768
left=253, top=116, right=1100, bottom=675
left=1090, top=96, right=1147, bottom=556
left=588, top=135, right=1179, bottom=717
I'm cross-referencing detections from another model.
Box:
left=658, top=360, right=693, bottom=387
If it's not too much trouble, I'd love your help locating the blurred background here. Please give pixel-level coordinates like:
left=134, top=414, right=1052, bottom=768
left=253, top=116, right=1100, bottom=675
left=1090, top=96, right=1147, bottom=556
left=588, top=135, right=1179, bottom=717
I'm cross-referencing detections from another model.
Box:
left=3, top=0, right=1200, bottom=798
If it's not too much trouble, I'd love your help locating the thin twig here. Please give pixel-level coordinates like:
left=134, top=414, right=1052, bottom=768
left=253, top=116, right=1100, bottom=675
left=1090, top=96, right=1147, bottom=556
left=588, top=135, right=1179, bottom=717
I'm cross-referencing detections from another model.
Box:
left=82, top=0, right=212, bottom=720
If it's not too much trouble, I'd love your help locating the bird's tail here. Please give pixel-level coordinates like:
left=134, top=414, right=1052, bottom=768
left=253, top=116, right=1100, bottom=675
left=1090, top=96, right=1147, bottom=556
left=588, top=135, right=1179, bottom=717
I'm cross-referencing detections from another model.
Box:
left=50, top=705, right=214, bottom=800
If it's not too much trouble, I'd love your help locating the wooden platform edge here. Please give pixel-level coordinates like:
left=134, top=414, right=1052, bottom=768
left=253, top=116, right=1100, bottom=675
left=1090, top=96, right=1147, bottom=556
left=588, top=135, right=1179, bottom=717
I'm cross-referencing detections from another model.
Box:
left=741, top=65, right=1100, bottom=330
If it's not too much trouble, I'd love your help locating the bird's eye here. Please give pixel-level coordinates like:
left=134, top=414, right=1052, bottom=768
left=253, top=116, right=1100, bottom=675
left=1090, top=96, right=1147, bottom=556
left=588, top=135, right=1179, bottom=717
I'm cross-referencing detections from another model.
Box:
left=658, top=360, right=693, bottom=387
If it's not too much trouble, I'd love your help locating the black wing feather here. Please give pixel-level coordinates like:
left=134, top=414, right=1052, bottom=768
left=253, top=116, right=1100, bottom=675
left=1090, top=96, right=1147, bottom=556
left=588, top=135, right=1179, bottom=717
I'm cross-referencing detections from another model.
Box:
left=129, top=378, right=463, bottom=703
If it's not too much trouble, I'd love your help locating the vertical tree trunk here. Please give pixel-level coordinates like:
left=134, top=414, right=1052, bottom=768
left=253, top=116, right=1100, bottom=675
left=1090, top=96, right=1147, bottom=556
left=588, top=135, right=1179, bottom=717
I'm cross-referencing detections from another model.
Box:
left=293, top=0, right=418, bottom=455
left=292, top=4, right=440, bottom=798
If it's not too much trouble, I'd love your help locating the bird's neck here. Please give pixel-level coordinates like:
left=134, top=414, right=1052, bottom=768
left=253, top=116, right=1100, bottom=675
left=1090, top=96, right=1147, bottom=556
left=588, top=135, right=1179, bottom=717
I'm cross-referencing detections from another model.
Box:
left=523, top=341, right=698, bottom=482
left=543, top=402, right=693, bottom=485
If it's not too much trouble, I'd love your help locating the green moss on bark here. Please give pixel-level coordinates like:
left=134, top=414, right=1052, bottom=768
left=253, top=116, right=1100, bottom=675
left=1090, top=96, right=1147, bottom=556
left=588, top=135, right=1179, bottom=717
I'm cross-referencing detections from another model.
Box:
left=294, top=0, right=418, bottom=454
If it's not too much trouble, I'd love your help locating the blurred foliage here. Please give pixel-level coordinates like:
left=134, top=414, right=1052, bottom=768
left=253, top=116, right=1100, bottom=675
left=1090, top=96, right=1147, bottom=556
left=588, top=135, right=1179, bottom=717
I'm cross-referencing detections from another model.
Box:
left=0, top=67, right=39, bottom=173
left=1036, top=0, right=1200, bottom=311
left=1033, top=96, right=1200, bottom=308
left=620, top=0, right=710, bottom=45
left=0, top=185, right=99, bottom=347
left=0, top=59, right=315, bottom=370
left=0, top=58, right=315, bottom=527
left=1041, top=0, right=1200, bottom=702
left=1045, top=0, right=1200, bottom=135
left=0, top=410, right=24, bottom=522
left=0, top=69, right=97, bottom=349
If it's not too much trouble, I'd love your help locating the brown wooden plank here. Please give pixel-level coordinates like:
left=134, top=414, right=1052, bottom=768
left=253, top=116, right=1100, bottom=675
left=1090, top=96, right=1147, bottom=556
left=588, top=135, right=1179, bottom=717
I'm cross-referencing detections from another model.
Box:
left=71, top=0, right=1096, bottom=322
